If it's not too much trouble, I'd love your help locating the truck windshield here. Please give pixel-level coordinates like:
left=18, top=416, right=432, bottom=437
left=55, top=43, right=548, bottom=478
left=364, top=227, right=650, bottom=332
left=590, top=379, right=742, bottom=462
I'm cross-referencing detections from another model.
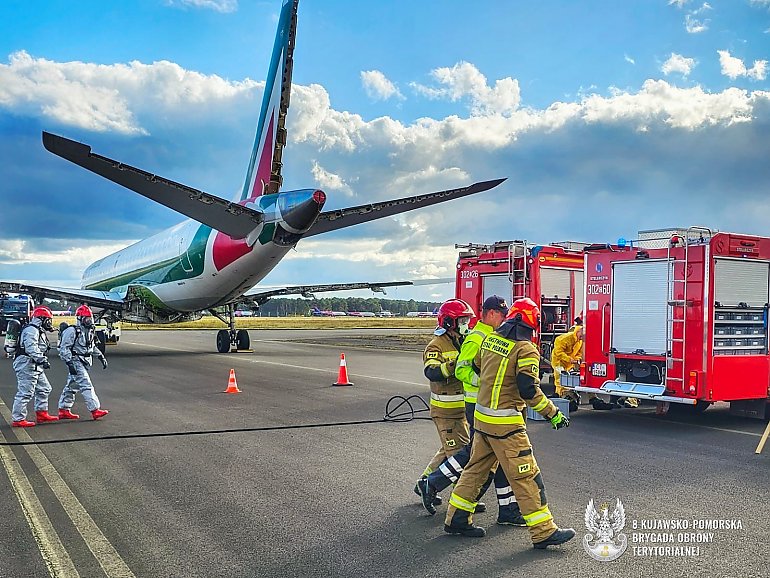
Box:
left=1, top=302, right=28, bottom=314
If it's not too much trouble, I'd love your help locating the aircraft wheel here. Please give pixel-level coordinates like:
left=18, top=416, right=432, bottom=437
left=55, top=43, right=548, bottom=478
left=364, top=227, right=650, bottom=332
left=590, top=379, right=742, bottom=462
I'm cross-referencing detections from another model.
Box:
left=216, top=329, right=230, bottom=353
left=236, top=329, right=250, bottom=350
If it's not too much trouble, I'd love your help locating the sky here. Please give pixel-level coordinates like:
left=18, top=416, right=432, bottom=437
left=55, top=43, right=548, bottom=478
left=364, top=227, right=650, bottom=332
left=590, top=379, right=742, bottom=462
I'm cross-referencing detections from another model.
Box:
left=1, top=0, right=769, bottom=304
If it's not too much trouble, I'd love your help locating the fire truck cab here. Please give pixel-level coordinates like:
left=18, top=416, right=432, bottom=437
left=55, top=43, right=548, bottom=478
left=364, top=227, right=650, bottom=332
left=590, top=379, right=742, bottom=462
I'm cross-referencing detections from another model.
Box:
left=573, top=227, right=770, bottom=418
left=455, top=240, right=586, bottom=373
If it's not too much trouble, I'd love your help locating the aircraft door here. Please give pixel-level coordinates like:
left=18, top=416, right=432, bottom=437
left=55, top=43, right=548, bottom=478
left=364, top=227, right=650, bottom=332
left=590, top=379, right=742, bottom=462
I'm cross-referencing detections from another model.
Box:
left=179, top=238, right=194, bottom=273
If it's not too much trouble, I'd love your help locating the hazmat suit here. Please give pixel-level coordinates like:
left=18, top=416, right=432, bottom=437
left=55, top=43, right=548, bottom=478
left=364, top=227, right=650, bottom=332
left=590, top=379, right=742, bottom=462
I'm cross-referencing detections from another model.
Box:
left=58, top=310, right=109, bottom=420
left=11, top=313, right=57, bottom=425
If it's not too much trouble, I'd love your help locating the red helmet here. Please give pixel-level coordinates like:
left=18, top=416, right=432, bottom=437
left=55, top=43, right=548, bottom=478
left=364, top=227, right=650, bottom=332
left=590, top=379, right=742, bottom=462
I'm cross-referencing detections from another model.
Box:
left=31, top=306, right=53, bottom=319
left=437, top=299, right=476, bottom=332
left=76, top=305, right=93, bottom=318
left=505, top=298, right=540, bottom=330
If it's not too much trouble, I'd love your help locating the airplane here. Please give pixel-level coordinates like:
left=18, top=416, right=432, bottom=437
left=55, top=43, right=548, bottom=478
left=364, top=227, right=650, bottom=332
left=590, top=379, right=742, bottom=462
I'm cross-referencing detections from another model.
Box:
left=310, top=307, right=346, bottom=317
left=0, top=0, right=504, bottom=353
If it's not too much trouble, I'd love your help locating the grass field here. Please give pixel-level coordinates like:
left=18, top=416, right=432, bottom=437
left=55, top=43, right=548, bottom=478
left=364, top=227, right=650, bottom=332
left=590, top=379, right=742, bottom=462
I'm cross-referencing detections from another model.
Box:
left=56, top=316, right=437, bottom=331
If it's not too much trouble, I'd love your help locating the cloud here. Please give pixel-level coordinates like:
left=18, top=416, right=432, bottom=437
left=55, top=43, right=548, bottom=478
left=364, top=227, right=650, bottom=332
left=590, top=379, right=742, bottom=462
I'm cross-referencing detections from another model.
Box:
left=661, top=53, right=696, bottom=76
left=668, top=0, right=689, bottom=7
left=165, top=0, right=237, bottom=13
left=2, top=53, right=770, bottom=300
left=0, top=51, right=259, bottom=134
left=410, top=61, right=521, bottom=117
left=718, top=50, right=768, bottom=80
left=360, top=70, right=404, bottom=102
left=685, top=13, right=709, bottom=33
left=749, top=0, right=770, bottom=8
left=310, top=161, right=354, bottom=197
left=625, top=55, right=636, bottom=65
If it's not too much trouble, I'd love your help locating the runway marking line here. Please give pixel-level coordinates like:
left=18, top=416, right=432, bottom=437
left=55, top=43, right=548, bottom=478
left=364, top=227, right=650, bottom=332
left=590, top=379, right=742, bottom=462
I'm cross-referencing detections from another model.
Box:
left=0, top=422, right=79, bottom=577
left=0, top=402, right=136, bottom=578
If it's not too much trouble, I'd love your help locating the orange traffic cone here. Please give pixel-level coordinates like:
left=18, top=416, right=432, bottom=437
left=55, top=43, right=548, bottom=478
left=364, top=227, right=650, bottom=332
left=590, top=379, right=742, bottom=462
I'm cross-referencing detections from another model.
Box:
left=225, top=368, right=241, bottom=393
left=333, top=353, right=354, bottom=386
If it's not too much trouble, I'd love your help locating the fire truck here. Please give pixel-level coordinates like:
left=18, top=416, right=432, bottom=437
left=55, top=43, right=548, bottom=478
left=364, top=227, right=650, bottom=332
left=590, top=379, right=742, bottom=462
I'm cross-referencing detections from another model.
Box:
left=0, top=293, right=34, bottom=335
left=455, top=240, right=586, bottom=371
left=571, top=227, right=770, bottom=418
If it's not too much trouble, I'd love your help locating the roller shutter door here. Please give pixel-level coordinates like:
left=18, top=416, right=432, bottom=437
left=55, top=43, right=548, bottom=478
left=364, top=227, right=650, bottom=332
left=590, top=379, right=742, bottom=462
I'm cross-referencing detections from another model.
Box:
left=713, top=259, right=769, bottom=307
left=611, top=260, right=670, bottom=355
left=574, top=270, right=584, bottom=318
left=540, top=268, right=571, bottom=299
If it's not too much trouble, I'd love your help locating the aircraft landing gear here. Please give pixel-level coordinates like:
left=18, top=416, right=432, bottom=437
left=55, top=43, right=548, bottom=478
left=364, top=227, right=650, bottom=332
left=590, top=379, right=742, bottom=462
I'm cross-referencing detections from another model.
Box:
left=210, top=305, right=251, bottom=353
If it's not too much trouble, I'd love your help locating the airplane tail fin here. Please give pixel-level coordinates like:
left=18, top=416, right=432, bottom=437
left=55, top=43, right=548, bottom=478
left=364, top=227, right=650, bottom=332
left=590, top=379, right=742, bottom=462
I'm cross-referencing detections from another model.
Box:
left=240, top=0, right=298, bottom=202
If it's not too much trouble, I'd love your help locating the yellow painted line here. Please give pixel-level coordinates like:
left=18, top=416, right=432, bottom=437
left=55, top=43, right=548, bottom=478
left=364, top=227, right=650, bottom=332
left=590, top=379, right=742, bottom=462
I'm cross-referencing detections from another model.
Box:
left=123, top=341, right=428, bottom=386
left=0, top=403, right=136, bottom=578
left=0, top=426, right=79, bottom=577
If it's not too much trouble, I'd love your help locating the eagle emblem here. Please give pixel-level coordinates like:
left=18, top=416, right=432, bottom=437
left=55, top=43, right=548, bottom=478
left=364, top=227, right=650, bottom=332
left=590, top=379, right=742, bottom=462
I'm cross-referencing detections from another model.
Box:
left=582, top=498, right=628, bottom=562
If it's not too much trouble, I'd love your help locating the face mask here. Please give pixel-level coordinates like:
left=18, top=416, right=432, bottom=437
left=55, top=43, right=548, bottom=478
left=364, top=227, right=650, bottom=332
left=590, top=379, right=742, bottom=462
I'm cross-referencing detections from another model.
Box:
left=81, top=316, right=94, bottom=328
left=457, top=317, right=471, bottom=336
left=41, top=318, right=54, bottom=332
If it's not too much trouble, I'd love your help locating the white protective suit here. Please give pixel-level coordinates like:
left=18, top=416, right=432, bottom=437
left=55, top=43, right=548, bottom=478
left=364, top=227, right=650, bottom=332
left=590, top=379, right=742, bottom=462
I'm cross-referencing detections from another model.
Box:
left=11, top=317, right=53, bottom=422
left=58, top=322, right=107, bottom=412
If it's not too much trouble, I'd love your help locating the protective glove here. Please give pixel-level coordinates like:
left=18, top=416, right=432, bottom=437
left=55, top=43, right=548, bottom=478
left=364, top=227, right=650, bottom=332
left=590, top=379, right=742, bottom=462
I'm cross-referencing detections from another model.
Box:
left=550, top=410, right=570, bottom=430
left=67, top=362, right=78, bottom=376
left=101, top=358, right=108, bottom=370
left=40, top=359, right=51, bottom=370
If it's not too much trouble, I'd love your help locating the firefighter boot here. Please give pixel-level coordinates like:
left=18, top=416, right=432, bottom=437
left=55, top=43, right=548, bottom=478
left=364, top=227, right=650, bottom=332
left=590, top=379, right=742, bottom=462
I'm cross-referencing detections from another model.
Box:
left=58, top=408, right=80, bottom=420
left=444, top=510, right=486, bottom=538
left=497, top=504, right=526, bottom=527
left=12, top=420, right=36, bottom=428
left=417, top=478, right=439, bottom=515
left=91, top=409, right=109, bottom=420
left=35, top=410, right=59, bottom=423
left=533, top=528, right=577, bottom=549
left=475, top=502, right=487, bottom=513
left=413, top=478, right=442, bottom=506
left=590, top=397, right=615, bottom=411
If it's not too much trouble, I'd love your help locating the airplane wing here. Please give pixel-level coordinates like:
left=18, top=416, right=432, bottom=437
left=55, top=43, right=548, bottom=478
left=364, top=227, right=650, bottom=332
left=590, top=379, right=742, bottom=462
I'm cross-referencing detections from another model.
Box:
left=42, top=132, right=263, bottom=240
left=303, top=179, right=506, bottom=237
left=0, top=282, right=124, bottom=311
left=239, top=278, right=453, bottom=306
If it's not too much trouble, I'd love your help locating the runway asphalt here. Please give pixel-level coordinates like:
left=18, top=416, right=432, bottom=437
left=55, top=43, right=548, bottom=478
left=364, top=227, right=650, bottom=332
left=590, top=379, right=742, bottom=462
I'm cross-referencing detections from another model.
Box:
left=1, top=328, right=768, bottom=578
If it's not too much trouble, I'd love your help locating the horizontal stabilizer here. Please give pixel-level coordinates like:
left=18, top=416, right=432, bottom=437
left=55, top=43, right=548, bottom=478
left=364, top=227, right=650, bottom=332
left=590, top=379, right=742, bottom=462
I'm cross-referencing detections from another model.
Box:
left=0, top=282, right=124, bottom=311
left=304, top=179, right=506, bottom=237
left=42, top=132, right=263, bottom=239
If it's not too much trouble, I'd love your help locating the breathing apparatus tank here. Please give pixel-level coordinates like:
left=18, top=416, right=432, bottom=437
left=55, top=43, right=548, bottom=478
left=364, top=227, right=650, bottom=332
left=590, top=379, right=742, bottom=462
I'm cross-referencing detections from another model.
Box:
left=3, top=318, right=22, bottom=356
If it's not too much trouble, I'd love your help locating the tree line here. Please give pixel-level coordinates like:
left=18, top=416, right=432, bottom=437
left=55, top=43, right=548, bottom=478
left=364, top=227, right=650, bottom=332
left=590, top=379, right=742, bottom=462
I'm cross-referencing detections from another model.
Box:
left=252, top=297, right=441, bottom=317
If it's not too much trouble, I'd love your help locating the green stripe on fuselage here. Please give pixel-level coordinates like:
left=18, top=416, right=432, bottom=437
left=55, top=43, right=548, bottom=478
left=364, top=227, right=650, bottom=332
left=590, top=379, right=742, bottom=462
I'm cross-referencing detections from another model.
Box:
left=85, top=225, right=212, bottom=292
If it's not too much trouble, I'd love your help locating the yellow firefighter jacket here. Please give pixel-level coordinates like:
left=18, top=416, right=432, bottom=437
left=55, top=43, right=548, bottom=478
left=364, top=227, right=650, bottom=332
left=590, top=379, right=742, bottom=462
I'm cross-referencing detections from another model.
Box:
left=424, top=332, right=465, bottom=419
left=550, top=328, right=582, bottom=372
left=473, top=333, right=558, bottom=437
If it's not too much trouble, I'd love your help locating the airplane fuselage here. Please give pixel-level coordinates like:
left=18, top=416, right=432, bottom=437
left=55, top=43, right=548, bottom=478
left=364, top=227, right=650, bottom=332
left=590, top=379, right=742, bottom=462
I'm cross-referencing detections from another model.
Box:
left=81, top=189, right=324, bottom=320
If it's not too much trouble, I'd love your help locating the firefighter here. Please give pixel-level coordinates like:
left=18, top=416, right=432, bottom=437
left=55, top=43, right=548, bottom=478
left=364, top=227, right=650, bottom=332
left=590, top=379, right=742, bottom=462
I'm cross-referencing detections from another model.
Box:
left=57, top=305, right=109, bottom=421
left=444, top=298, right=575, bottom=549
left=10, top=306, right=59, bottom=427
left=418, top=295, right=525, bottom=526
left=552, top=323, right=616, bottom=411
left=414, top=299, right=475, bottom=508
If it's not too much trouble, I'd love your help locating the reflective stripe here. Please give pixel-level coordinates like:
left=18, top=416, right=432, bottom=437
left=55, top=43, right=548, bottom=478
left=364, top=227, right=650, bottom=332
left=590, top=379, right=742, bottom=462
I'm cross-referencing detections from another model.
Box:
left=430, top=392, right=465, bottom=409
left=490, top=358, right=509, bottom=409
left=456, top=360, right=473, bottom=368
left=498, top=496, right=514, bottom=506
left=532, top=397, right=549, bottom=413
left=517, top=357, right=539, bottom=366
left=475, top=404, right=522, bottom=417
left=449, top=492, right=477, bottom=513
left=474, top=404, right=525, bottom=425
left=463, top=390, right=478, bottom=403
left=523, top=506, right=553, bottom=526
left=440, top=362, right=451, bottom=378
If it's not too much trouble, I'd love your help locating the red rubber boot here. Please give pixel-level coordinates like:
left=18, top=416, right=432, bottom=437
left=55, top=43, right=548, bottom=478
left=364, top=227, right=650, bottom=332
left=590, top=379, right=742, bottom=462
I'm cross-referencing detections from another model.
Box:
left=91, top=409, right=109, bottom=420
left=58, top=408, right=80, bottom=420
left=12, top=420, right=36, bottom=428
left=35, top=410, right=60, bottom=423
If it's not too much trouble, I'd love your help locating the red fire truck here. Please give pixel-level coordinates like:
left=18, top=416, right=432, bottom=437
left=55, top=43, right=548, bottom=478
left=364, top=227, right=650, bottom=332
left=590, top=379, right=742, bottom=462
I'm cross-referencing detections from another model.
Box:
left=455, top=240, right=586, bottom=371
left=570, top=227, right=770, bottom=418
